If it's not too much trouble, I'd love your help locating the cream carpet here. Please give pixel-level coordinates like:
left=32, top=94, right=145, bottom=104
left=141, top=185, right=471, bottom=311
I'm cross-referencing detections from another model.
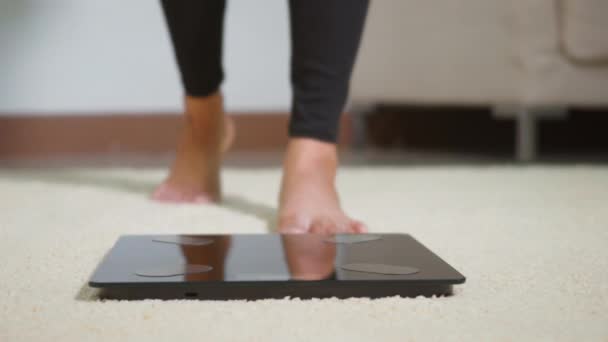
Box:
left=1, top=166, right=607, bottom=341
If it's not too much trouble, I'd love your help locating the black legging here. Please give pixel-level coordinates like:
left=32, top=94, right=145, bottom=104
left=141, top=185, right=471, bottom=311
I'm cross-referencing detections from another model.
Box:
left=160, top=0, right=369, bottom=143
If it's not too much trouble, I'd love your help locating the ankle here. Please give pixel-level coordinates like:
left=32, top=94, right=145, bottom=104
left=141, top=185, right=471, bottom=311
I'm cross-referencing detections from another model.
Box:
left=284, top=138, right=337, bottom=170
left=183, top=92, right=224, bottom=146
left=185, top=91, right=223, bottom=113
left=282, top=138, right=338, bottom=187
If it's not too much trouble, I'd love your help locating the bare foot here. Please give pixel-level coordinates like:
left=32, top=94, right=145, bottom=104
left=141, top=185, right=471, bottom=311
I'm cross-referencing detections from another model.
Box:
left=277, top=138, right=367, bottom=234
left=152, top=92, right=234, bottom=204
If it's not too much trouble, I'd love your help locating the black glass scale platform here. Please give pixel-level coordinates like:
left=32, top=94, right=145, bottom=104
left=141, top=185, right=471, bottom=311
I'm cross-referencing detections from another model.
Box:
left=89, top=234, right=465, bottom=300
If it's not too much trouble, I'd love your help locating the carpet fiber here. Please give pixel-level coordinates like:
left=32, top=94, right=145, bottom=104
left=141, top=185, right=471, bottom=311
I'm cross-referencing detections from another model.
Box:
left=1, top=166, right=607, bottom=341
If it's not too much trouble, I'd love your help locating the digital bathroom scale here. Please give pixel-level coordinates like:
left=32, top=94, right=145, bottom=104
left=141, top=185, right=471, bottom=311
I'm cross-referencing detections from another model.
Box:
left=89, top=234, right=465, bottom=300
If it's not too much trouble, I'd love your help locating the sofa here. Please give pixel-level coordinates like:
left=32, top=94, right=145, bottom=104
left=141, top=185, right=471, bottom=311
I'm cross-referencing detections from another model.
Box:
left=349, top=0, right=608, bottom=160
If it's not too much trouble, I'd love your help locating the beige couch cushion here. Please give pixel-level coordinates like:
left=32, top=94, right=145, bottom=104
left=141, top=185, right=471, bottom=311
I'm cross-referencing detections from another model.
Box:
left=350, top=1, right=608, bottom=107
left=489, top=0, right=608, bottom=106
left=350, top=0, right=521, bottom=105
left=560, top=0, right=608, bottom=62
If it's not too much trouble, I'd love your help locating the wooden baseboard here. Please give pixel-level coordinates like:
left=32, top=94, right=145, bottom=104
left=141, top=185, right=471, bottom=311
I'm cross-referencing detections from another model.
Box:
left=0, top=113, right=353, bottom=159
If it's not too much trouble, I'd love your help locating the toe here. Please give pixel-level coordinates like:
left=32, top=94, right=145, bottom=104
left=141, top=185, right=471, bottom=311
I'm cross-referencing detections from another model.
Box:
left=310, top=217, right=352, bottom=234
left=309, top=223, right=326, bottom=234
left=279, top=225, right=309, bottom=234
left=278, top=215, right=311, bottom=234
left=309, top=217, right=333, bottom=234
left=192, top=194, right=213, bottom=204
left=350, top=220, right=368, bottom=233
left=151, top=183, right=179, bottom=202
left=152, top=183, right=213, bottom=204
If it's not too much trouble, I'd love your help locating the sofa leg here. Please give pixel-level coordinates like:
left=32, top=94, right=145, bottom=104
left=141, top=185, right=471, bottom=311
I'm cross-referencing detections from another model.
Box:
left=493, top=105, right=568, bottom=162
left=348, top=103, right=376, bottom=149
left=516, top=109, right=537, bottom=162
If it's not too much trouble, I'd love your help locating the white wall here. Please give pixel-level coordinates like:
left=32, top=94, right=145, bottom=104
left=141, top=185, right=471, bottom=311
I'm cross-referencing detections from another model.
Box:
left=0, top=0, right=291, bottom=115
